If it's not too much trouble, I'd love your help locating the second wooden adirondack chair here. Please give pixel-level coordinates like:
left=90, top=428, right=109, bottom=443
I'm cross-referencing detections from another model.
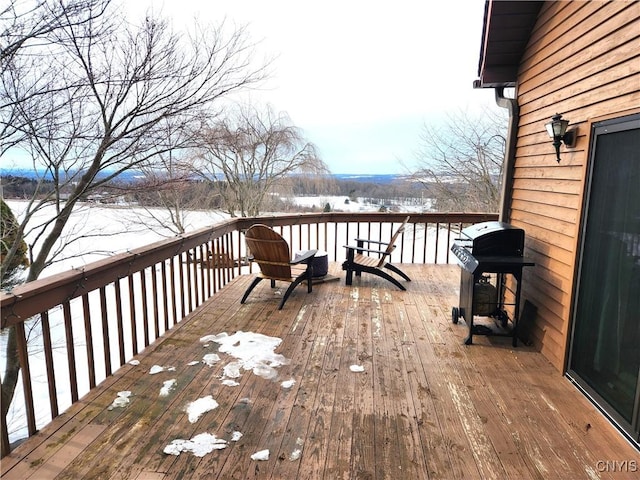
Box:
left=342, top=216, right=411, bottom=290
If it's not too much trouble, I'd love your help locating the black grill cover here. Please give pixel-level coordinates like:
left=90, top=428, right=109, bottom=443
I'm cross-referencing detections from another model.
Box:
left=458, top=221, right=524, bottom=257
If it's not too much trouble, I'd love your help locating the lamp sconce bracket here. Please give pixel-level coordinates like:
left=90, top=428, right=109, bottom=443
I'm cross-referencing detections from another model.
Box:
left=563, top=128, right=577, bottom=148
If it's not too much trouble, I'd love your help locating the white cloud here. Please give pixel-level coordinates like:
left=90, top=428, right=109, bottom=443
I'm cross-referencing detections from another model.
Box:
left=123, top=0, right=499, bottom=174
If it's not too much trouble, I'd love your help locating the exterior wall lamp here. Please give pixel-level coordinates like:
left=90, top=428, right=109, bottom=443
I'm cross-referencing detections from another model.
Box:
left=545, top=113, right=577, bottom=163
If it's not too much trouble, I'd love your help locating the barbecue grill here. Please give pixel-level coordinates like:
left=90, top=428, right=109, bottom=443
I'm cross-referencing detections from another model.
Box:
left=451, top=221, right=534, bottom=346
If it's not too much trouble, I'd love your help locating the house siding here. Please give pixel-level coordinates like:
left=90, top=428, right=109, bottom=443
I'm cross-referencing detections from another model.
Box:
left=508, top=0, right=640, bottom=371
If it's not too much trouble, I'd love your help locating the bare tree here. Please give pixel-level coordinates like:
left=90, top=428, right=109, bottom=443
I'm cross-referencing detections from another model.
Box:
left=0, top=0, right=266, bottom=441
left=1, top=0, right=112, bottom=150
left=0, top=199, right=30, bottom=441
left=0, top=199, right=29, bottom=286
left=412, top=107, right=507, bottom=212
left=1, top=0, right=109, bottom=64
left=195, top=104, right=329, bottom=217
left=130, top=164, right=221, bottom=235
left=1, top=4, right=266, bottom=280
left=121, top=118, right=222, bottom=235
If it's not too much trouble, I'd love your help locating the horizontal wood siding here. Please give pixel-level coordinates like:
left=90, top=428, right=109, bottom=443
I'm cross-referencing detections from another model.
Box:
left=508, top=0, right=640, bottom=371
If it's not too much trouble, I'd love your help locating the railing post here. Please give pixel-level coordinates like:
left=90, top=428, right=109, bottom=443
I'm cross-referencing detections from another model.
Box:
left=82, top=293, right=97, bottom=388
left=41, top=311, right=59, bottom=419
left=62, top=302, right=79, bottom=403
left=16, top=322, right=36, bottom=436
left=1, top=382, right=9, bottom=457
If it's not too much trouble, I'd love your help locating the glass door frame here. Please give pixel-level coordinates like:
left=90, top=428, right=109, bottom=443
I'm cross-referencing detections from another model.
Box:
left=566, top=112, right=640, bottom=447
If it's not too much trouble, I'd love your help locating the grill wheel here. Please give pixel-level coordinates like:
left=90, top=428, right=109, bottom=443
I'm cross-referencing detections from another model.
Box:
left=451, top=307, right=461, bottom=324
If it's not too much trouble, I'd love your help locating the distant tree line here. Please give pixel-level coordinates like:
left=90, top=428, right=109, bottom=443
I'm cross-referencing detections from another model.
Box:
left=1, top=175, right=55, bottom=198
left=2, top=172, right=435, bottom=211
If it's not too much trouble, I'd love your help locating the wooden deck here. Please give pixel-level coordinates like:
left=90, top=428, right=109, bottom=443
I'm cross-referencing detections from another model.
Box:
left=1, top=264, right=638, bottom=479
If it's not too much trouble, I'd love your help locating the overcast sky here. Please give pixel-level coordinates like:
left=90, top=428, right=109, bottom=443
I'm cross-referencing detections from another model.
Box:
left=130, top=1, right=498, bottom=175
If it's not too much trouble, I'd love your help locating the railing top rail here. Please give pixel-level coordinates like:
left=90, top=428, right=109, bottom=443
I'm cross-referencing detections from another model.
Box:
left=1, top=212, right=496, bottom=328
left=0, top=218, right=239, bottom=328
left=233, top=212, right=497, bottom=229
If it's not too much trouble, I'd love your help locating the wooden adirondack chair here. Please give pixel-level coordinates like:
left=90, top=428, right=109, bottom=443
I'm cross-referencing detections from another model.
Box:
left=342, top=216, right=411, bottom=290
left=241, top=224, right=317, bottom=309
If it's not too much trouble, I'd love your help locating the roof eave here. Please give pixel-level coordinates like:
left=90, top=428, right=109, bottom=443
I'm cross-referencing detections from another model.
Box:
left=475, top=0, right=543, bottom=89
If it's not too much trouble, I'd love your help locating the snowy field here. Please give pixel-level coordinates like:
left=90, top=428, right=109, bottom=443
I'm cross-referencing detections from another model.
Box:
left=5, top=199, right=231, bottom=277
left=5, top=195, right=391, bottom=278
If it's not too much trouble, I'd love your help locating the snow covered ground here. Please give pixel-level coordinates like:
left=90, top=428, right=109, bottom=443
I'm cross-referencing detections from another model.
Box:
left=4, top=195, right=407, bottom=278
left=4, top=200, right=231, bottom=277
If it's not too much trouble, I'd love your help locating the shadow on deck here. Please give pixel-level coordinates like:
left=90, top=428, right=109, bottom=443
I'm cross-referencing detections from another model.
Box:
left=1, top=264, right=638, bottom=479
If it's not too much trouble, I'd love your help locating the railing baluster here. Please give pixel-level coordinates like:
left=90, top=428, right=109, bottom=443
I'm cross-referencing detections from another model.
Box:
left=323, top=221, right=328, bottom=254
left=1, top=385, right=9, bottom=456
left=186, top=249, right=198, bottom=313
left=223, top=234, right=229, bottom=281
left=128, top=274, right=138, bottom=356
left=114, top=280, right=126, bottom=365
left=199, top=242, right=213, bottom=299
left=169, top=258, right=177, bottom=328
left=219, top=235, right=225, bottom=288
left=179, top=253, right=186, bottom=318
left=15, top=322, right=36, bottom=436
left=422, top=222, right=428, bottom=264
left=214, top=238, right=221, bottom=293
left=100, top=287, right=112, bottom=376
left=41, top=311, right=59, bottom=419
left=140, top=269, right=150, bottom=347
left=151, top=263, right=160, bottom=338
left=186, top=252, right=194, bottom=314
left=345, top=222, right=350, bottom=258
left=411, top=222, right=416, bottom=264
left=224, top=238, right=229, bottom=291
left=399, top=221, right=406, bottom=262
left=82, top=294, right=96, bottom=389
left=160, top=261, right=169, bottom=332
left=446, top=223, right=453, bottom=264
left=198, top=245, right=205, bottom=304
left=297, top=224, right=302, bottom=252
left=434, top=222, right=441, bottom=263
left=191, top=247, right=199, bottom=308
left=312, top=223, right=317, bottom=251
left=237, top=229, right=245, bottom=276
left=203, top=241, right=211, bottom=298
left=223, top=233, right=234, bottom=283
left=63, top=302, right=79, bottom=403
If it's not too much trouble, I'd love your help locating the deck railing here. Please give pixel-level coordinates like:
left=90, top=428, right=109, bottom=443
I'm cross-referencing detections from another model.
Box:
left=0, top=212, right=496, bottom=456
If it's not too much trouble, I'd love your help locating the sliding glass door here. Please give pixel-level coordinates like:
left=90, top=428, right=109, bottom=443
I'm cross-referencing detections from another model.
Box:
left=568, top=114, right=640, bottom=445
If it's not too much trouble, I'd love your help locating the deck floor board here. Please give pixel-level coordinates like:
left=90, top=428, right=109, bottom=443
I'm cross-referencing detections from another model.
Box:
left=2, top=264, right=639, bottom=479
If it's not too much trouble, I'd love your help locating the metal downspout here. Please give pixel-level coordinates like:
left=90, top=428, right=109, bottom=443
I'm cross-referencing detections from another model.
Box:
left=495, top=87, right=519, bottom=223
